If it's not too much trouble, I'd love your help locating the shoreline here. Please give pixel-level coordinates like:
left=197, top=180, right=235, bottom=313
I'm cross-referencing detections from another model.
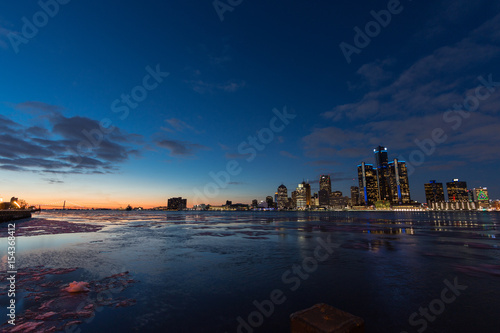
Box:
left=0, top=210, right=32, bottom=223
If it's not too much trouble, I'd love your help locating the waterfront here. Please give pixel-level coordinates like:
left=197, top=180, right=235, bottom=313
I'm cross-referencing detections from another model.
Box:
left=1, top=211, right=499, bottom=332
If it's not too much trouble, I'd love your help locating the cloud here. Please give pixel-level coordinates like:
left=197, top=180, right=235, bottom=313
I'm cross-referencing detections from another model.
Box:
left=156, top=139, right=209, bottom=157
left=161, top=118, right=200, bottom=134
left=187, top=79, right=246, bottom=94
left=280, top=151, right=298, bottom=159
left=307, top=13, right=500, bottom=164
left=0, top=102, right=144, bottom=175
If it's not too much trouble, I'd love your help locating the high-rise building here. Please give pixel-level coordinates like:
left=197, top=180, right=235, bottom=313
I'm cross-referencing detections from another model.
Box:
left=319, top=189, right=329, bottom=207
left=358, top=162, right=378, bottom=206
left=388, top=159, right=411, bottom=204
left=446, top=179, right=468, bottom=202
left=167, top=197, right=187, bottom=210
left=374, top=146, right=391, bottom=202
left=351, top=186, right=360, bottom=206
left=251, top=199, right=258, bottom=208
left=425, top=180, right=445, bottom=204
left=266, top=196, right=275, bottom=209
left=277, top=184, right=288, bottom=209
left=474, top=187, right=489, bottom=202
left=292, top=191, right=297, bottom=209
left=302, top=181, right=311, bottom=207
left=320, top=175, right=331, bottom=195
left=296, top=183, right=307, bottom=209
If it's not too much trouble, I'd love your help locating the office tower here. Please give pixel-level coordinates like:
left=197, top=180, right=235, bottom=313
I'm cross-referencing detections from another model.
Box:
left=292, top=191, right=297, bottom=209
left=388, top=159, right=411, bottom=204
left=351, top=186, right=360, bottom=206
left=167, top=197, right=187, bottom=210
left=296, top=183, right=307, bottom=209
left=320, top=175, right=331, bottom=195
left=302, top=181, right=311, bottom=207
left=474, top=187, right=489, bottom=202
left=277, top=184, right=288, bottom=209
left=425, top=180, right=445, bottom=204
left=251, top=199, right=258, bottom=208
left=446, top=179, right=468, bottom=202
left=374, top=146, right=391, bottom=201
left=319, top=189, right=330, bottom=206
left=357, top=162, right=378, bottom=205
left=266, top=196, right=275, bottom=209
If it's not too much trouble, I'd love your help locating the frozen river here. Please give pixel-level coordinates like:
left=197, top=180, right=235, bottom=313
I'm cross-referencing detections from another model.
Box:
left=1, top=210, right=499, bottom=332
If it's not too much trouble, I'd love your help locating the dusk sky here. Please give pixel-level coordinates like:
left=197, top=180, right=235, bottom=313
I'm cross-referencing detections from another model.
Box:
left=1, top=0, right=500, bottom=208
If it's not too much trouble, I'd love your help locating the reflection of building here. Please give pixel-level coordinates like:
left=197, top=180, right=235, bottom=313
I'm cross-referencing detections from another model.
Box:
left=296, top=183, right=307, bottom=209
left=167, top=197, right=187, bottom=210
left=446, top=179, right=468, bottom=202
left=358, top=162, right=378, bottom=206
left=277, top=185, right=288, bottom=209
left=425, top=180, right=445, bottom=204
left=351, top=186, right=360, bottom=206
left=374, top=146, right=391, bottom=202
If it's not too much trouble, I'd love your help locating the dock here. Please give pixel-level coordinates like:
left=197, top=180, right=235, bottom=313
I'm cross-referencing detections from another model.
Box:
left=0, top=210, right=32, bottom=223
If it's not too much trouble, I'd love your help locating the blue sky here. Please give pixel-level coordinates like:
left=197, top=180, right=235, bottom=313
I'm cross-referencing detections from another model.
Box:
left=1, top=0, right=500, bottom=207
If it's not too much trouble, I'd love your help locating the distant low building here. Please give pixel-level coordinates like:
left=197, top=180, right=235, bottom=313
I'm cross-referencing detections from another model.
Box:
left=167, top=197, right=187, bottom=210
left=431, top=201, right=478, bottom=211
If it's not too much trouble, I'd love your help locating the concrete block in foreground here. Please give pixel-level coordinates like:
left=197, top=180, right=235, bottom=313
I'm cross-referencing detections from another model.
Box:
left=290, top=303, right=364, bottom=333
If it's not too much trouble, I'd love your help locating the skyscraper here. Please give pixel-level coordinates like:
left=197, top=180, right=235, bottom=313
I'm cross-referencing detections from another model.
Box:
left=425, top=180, right=445, bottom=204
left=320, top=175, right=331, bottom=195
left=319, top=189, right=329, bottom=207
left=302, top=181, right=311, bottom=207
left=277, top=184, right=288, bottom=209
left=358, top=162, right=378, bottom=206
left=374, top=146, right=391, bottom=202
left=296, top=183, right=307, bottom=209
left=351, top=186, right=360, bottom=206
left=446, top=179, right=468, bottom=202
left=167, top=197, right=187, bottom=210
left=388, top=159, right=411, bottom=204
left=266, top=196, right=275, bottom=209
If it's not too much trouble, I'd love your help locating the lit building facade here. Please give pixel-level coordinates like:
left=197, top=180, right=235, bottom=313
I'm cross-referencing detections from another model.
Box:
left=358, top=162, right=378, bottom=206
left=446, top=179, right=468, bottom=202
left=351, top=186, right=360, bottom=206
left=388, top=159, right=411, bottom=204
left=320, top=175, right=331, bottom=195
left=374, top=146, right=391, bottom=202
left=296, top=183, right=307, bottom=209
left=474, top=187, right=489, bottom=202
left=425, top=180, right=445, bottom=204
left=277, top=184, right=288, bottom=209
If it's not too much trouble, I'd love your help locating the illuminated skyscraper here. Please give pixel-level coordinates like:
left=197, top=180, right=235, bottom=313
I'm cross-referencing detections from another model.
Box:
left=388, top=159, right=411, bottom=204
left=319, top=189, right=329, bottom=207
left=296, top=183, right=307, bottom=209
left=302, top=181, right=311, bottom=207
left=319, top=175, right=331, bottom=195
left=425, top=180, right=445, bottom=203
left=357, top=162, right=378, bottom=205
left=446, top=179, right=468, bottom=202
left=277, top=184, right=288, bottom=209
left=374, top=146, right=391, bottom=202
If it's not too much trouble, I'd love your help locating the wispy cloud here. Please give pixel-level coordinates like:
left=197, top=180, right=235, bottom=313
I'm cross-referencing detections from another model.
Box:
left=280, top=151, right=298, bottom=159
left=156, top=139, right=210, bottom=157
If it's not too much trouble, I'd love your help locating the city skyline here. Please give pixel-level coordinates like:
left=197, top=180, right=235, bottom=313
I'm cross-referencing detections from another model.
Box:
left=1, top=1, right=500, bottom=208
